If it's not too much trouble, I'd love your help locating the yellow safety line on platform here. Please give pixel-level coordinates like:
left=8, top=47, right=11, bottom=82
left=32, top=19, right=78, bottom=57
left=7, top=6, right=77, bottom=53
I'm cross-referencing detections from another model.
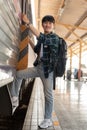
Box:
left=52, top=111, right=62, bottom=129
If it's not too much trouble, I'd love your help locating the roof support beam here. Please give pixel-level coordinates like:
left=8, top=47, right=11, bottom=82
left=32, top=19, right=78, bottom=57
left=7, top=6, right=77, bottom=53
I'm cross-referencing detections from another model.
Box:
left=68, top=47, right=79, bottom=57
left=65, top=26, right=87, bottom=45
left=68, top=33, right=87, bottom=48
left=64, top=10, right=87, bottom=39
left=65, top=39, right=78, bottom=43
left=57, top=22, right=87, bottom=31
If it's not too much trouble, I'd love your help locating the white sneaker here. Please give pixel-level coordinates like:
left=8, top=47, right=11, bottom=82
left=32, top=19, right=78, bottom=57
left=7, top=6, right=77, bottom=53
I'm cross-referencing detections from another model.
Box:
left=11, top=96, right=19, bottom=113
left=38, top=119, right=52, bottom=129
left=12, top=96, right=19, bottom=107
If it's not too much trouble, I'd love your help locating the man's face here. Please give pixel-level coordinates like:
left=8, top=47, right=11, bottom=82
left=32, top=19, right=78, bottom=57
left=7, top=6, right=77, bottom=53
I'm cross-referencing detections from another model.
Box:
left=42, top=21, right=54, bottom=34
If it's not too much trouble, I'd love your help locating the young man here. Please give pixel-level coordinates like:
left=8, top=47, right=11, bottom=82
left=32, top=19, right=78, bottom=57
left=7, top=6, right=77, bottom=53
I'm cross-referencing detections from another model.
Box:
left=11, top=14, right=59, bottom=129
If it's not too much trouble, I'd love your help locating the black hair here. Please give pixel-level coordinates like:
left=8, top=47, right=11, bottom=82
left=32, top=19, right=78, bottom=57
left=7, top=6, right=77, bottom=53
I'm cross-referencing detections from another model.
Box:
left=42, top=15, right=55, bottom=24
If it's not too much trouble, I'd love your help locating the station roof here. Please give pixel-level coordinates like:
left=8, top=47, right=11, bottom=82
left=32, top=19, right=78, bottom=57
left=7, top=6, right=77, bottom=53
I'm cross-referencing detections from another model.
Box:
left=34, top=0, right=87, bottom=57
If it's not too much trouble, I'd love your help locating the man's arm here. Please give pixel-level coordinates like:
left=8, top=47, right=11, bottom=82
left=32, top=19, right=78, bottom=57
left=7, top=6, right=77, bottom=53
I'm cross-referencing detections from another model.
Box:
left=22, top=14, right=40, bottom=38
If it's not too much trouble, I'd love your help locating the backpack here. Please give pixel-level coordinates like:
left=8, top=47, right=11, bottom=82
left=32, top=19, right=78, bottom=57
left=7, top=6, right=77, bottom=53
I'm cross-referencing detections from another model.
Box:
left=53, top=37, right=67, bottom=89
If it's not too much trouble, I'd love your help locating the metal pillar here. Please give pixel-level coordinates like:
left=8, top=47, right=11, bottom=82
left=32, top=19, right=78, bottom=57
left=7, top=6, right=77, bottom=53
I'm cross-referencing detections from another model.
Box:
left=70, top=48, right=72, bottom=73
left=78, top=41, right=82, bottom=81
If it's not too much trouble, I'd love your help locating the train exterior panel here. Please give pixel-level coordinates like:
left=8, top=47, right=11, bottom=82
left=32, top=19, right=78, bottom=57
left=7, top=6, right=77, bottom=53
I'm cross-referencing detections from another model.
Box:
left=0, top=0, right=21, bottom=81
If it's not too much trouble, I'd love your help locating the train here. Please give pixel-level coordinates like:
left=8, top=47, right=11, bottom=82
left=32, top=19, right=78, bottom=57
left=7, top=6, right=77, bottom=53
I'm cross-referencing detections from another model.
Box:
left=0, top=0, right=35, bottom=118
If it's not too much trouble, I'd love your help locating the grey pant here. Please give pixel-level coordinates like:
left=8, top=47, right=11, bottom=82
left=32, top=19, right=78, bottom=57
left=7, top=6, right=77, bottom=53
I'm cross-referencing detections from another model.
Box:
left=11, top=64, right=53, bottom=119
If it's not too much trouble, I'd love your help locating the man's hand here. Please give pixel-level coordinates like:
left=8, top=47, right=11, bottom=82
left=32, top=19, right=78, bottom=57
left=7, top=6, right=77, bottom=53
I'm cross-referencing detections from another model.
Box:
left=22, top=14, right=30, bottom=24
left=21, top=14, right=40, bottom=38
